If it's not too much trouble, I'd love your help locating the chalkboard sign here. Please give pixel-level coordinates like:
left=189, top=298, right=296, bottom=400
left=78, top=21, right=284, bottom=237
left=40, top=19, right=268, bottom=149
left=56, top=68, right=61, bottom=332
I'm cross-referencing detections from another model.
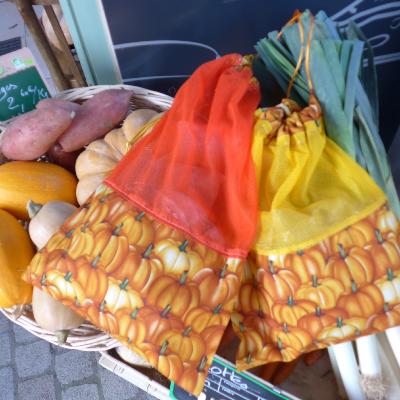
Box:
left=170, top=356, right=299, bottom=400
left=0, top=48, right=50, bottom=121
left=102, top=0, right=400, bottom=149
left=0, top=67, right=50, bottom=120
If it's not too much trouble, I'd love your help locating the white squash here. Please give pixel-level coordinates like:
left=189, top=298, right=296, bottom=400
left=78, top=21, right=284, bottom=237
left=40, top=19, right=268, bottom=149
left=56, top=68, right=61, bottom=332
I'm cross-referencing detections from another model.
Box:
left=116, top=346, right=151, bottom=367
left=32, top=287, right=85, bottom=343
left=27, top=200, right=77, bottom=249
left=122, top=109, right=158, bottom=142
left=74, top=110, right=160, bottom=205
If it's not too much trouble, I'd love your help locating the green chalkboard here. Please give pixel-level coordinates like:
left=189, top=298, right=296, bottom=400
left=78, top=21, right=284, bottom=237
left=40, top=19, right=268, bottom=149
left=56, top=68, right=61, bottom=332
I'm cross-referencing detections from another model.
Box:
left=0, top=66, right=50, bottom=121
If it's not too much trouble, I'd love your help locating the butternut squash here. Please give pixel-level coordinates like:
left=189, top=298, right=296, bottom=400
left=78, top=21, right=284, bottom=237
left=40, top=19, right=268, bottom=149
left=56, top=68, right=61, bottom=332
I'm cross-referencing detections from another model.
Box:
left=27, top=200, right=77, bottom=249
left=0, top=161, right=77, bottom=220
left=32, top=287, right=85, bottom=344
left=0, top=209, right=34, bottom=307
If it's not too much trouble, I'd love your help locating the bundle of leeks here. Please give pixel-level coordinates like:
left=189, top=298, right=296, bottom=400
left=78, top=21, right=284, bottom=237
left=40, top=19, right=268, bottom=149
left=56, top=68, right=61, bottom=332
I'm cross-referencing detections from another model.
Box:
left=255, top=10, right=400, bottom=217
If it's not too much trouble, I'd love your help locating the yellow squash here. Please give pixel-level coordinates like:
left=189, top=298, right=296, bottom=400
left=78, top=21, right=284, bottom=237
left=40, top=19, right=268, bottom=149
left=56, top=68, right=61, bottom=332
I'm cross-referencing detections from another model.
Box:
left=0, top=161, right=77, bottom=220
left=0, top=209, right=35, bottom=307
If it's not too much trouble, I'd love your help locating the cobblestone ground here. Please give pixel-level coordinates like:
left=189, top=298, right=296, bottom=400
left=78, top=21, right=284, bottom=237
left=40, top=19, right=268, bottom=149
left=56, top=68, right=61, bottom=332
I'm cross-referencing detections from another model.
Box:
left=0, top=313, right=155, bottom=400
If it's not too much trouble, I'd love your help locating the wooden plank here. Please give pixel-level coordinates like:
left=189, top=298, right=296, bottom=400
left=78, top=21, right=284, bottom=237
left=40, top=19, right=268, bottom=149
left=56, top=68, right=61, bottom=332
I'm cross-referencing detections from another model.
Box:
left=13, top=0, right=70, bottom=90
left=43, top=4, right=85, bottom=86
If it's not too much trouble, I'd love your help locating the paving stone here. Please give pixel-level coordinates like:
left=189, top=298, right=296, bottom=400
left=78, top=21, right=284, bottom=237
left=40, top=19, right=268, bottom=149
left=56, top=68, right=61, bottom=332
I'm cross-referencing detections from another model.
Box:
left=13, top=323, right=38, bottom=344
left=0, top=367, right=14, bottom=400
left=55, top=350, right=95, bottom=385
left=15, top=341, right=51, bottom=378
left=62, top=384, right=99, bottom=400
left=0, top=314, right=10, bottom=334
left=18, top=375, right=56, bottom=400
left=0, top=333, right=11, bottom=367
left=50, top=343, right=69, bottom=355
left=99, top=366, right=151, bottom=400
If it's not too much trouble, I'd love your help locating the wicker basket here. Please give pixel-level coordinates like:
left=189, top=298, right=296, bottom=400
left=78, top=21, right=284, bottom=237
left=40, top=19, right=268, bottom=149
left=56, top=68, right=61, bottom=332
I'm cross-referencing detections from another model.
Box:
left=0, top=84, right=173, bottom=351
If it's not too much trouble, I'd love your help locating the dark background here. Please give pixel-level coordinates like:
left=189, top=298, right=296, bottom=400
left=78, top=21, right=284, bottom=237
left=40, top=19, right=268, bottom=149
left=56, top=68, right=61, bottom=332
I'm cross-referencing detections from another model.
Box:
left=102, top=0, right=400, bottom=148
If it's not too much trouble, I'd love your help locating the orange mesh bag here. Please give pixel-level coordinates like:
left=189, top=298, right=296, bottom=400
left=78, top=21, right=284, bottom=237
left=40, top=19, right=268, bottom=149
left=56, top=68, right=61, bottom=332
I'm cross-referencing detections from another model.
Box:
left=23, top=54, right=261, bottom=396
left=107, top=54, right=260, bottom=257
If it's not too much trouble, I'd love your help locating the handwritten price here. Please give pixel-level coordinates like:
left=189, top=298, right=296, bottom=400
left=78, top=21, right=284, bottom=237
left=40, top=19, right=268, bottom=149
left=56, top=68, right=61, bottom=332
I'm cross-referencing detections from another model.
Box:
left=0, top=82, right=49, bottom=115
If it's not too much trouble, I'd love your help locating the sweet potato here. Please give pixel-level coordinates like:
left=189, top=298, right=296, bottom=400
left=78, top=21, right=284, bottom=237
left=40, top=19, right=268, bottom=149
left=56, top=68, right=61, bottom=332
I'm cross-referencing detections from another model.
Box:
left=36, top=98, right=81, bottom=112
left=58, top=89, right=132, bottom=152
left=48, top=143, right=82, bottom=173
left=1, top=108, right=75, bottom=160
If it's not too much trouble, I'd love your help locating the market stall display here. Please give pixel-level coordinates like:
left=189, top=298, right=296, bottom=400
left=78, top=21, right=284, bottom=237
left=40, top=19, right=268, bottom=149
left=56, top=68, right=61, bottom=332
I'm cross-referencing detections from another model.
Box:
left=1, top=8, right=400, bottom=399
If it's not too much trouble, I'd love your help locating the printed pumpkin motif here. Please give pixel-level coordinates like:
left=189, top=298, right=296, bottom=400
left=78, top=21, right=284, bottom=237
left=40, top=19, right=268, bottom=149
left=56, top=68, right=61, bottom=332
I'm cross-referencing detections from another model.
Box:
left=156, top=326, right=206, bottom=363
left=284, top=247, right=325, bottom=284
left=154, top=239, right=203, bottom=279
left=146, top=271, right=200, bottom=318
left=113, top=244, right=163, bottom=293
left=21, top=185, right=400, bottom=397
left=324, top=245, right=375, bottom=293
left=296, top=275, right=343, bottom=309
left=365, top=230, right=400, bottom=277
left=115, top=307, right=146, bottom=344
left=193, top=264, right=240, bottom=309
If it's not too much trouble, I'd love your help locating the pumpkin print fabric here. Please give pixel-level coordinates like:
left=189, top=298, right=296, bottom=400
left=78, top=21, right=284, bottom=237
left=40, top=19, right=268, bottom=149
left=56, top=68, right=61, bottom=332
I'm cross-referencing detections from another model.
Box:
left=23, top=186, right=243, bottom=395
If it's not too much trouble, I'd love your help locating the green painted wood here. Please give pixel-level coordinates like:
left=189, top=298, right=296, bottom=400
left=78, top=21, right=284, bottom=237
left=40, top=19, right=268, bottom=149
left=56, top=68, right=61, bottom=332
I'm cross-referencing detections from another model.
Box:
left=59, top=0, right=122, bottom=85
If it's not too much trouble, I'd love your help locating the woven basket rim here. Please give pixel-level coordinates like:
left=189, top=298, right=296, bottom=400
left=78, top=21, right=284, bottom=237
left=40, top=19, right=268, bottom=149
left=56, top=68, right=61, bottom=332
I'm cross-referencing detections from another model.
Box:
left=0, top=84, right=173, bottom=351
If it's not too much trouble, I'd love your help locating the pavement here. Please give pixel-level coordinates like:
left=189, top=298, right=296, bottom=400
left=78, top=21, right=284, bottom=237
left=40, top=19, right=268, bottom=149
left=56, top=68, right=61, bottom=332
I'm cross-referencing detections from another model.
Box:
left=0, top=313, right=155, bottom=400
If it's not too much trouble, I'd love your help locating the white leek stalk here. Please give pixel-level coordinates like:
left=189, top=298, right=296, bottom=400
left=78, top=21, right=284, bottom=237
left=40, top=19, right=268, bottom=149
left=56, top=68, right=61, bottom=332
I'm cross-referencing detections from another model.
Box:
left=385, top=327, right=400, bottom=367
left=356, top=335, right=385, bottom=400
left=330, top=342, right=366, bottom=400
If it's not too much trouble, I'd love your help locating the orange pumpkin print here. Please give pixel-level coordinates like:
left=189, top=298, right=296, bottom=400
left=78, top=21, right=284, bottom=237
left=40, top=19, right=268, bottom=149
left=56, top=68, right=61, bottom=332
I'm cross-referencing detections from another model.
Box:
left=200, top=325, right=226, bottom=354
left=68, top=193, right=112, bottom=228
left=284, top=247, right=325, bottom=284
left=261, top=261, right=300, bottom=302
left=242, top=311, right=271, bottom=342
left=75, top=255, right=108, bottom=304
left=191, top=242, right=225, bottom=268
left=375, top=268, right=400, bottom=305
left=365, top=230, right=400, bottom=278
left=112, top=210, right=154, bottom=249
left=44, top=250, right=78, bottom=275
left=156, top=326, right=206, bottom=363
left=271, top=296, right=316, bottom=326
left=330, top=219, right=375, bottom=251
left=25, top=249, right=48, bottom=286
left=193, top=264, right=240, bottom=309
left=177, top=357, right=208, bottom=395
left=296, top=275, right=343, bottom=309
left=367, top=303, right=400, bottom=331
left=324, top=245, right=375, bottom=293
left=87, top=301, right=119, bottom=335
left=147, top=271, right=200, bottom=318
left=376, top=205, right=399, bottom=234
left=104, top=278, right=143, bottom=313
left=297, top=306, right=348, bottom=338
left=116, top=307, right=146, bottom=344
left=113, top=244, right=163, bottom=293
left=336, top=281, right=384, bottom=318
left=145, top=340, right=184, bottom=383
left=184, top=305, right=230, bottom=334
left=269, top=322, right=312, bottom=352
left=153, top=219, right=185, bottom=242
left=154, top=239, right=203, bottom=279
left=239, top=280, right=271, bottom=314
left=317, top=317, right=366, bottom=344
left=66, top=223, right=97, bottom=259
left=41, top=270, right=85, bottom=305
left=237, top=322, right=266, bottom=358
left=138, top=305, right=183, bottom=342
left=92, top=223, right=129, bottom=274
